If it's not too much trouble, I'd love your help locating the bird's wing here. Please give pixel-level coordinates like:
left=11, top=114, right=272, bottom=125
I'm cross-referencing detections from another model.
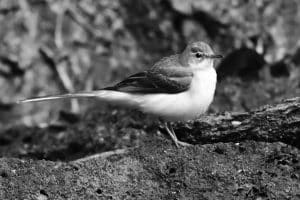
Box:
left=104, top=55, right=193, bottom=94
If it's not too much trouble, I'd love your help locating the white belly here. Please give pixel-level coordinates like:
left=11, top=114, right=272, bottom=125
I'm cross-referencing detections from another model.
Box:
left=135, top=68, right=217, bottom=121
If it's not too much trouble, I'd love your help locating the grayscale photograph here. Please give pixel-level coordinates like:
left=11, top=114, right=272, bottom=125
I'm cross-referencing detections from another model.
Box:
left=0, top=0, right=299, bottom=199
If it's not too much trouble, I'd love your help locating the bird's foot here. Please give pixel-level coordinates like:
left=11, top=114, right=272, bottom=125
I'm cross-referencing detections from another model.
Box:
left=164, top=122, right=192, bottom=147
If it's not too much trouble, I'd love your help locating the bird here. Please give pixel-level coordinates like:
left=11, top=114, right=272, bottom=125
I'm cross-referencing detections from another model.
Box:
left=18, top=41, right=222, bottom=147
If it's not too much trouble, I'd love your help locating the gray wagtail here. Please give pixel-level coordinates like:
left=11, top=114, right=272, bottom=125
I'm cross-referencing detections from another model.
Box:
left=18, top=41, right=222, bottom=147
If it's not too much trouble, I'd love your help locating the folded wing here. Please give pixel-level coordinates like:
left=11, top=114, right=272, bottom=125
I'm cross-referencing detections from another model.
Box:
left=104, top=55, right=193, bottom=94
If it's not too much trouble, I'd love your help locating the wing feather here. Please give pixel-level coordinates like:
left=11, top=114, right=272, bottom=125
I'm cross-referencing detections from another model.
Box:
left=104, top=55, right=193, bottom=94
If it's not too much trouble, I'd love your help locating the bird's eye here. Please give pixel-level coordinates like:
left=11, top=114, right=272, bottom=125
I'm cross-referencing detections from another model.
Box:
left=195, top=53, right=203, bottom=58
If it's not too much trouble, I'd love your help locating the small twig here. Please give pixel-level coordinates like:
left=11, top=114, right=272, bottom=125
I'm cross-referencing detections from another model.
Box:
left=39, top=46, right=73, bottom=92
left=72, top=149, right=130, bottom=163
left=39, top=46, right=79, bottom=112
left=55, top=60, right=80, bottom=113
left=56, top=58, right=74, bottom=92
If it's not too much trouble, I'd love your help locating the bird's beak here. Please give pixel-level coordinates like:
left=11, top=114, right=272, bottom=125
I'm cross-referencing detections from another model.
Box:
left=208, top=54, right=223, bottom=59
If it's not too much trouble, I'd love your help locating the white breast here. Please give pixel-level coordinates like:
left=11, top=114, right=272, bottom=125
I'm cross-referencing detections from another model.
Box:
left=135, top=66, right=217, bottom=121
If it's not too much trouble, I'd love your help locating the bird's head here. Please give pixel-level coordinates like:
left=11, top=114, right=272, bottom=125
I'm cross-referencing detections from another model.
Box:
left=180, top=41, right=222, bottom=70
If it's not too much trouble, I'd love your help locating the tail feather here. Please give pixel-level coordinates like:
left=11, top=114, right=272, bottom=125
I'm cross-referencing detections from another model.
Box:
left=17, top=91, right=102, bottom=104
left=17, top=90, right=140, bottom=108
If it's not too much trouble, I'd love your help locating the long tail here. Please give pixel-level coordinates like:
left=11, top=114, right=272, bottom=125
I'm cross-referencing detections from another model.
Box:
left=17, top=90, right=140, bottom=107
left=17, top=91, right=101, bottom=104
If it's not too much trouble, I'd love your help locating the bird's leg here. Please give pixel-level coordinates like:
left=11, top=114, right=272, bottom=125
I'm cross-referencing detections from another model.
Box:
left=164, top=122, right=191, bottom=147
left=164, top=122, right=179, bottom=147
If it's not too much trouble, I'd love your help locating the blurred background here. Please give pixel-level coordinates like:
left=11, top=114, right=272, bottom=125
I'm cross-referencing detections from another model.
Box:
left=0, top=0, right=299, bottom=159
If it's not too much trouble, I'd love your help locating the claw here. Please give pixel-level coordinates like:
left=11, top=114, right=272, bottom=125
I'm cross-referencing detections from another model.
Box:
left=164, top=122, right=192, bottom=147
